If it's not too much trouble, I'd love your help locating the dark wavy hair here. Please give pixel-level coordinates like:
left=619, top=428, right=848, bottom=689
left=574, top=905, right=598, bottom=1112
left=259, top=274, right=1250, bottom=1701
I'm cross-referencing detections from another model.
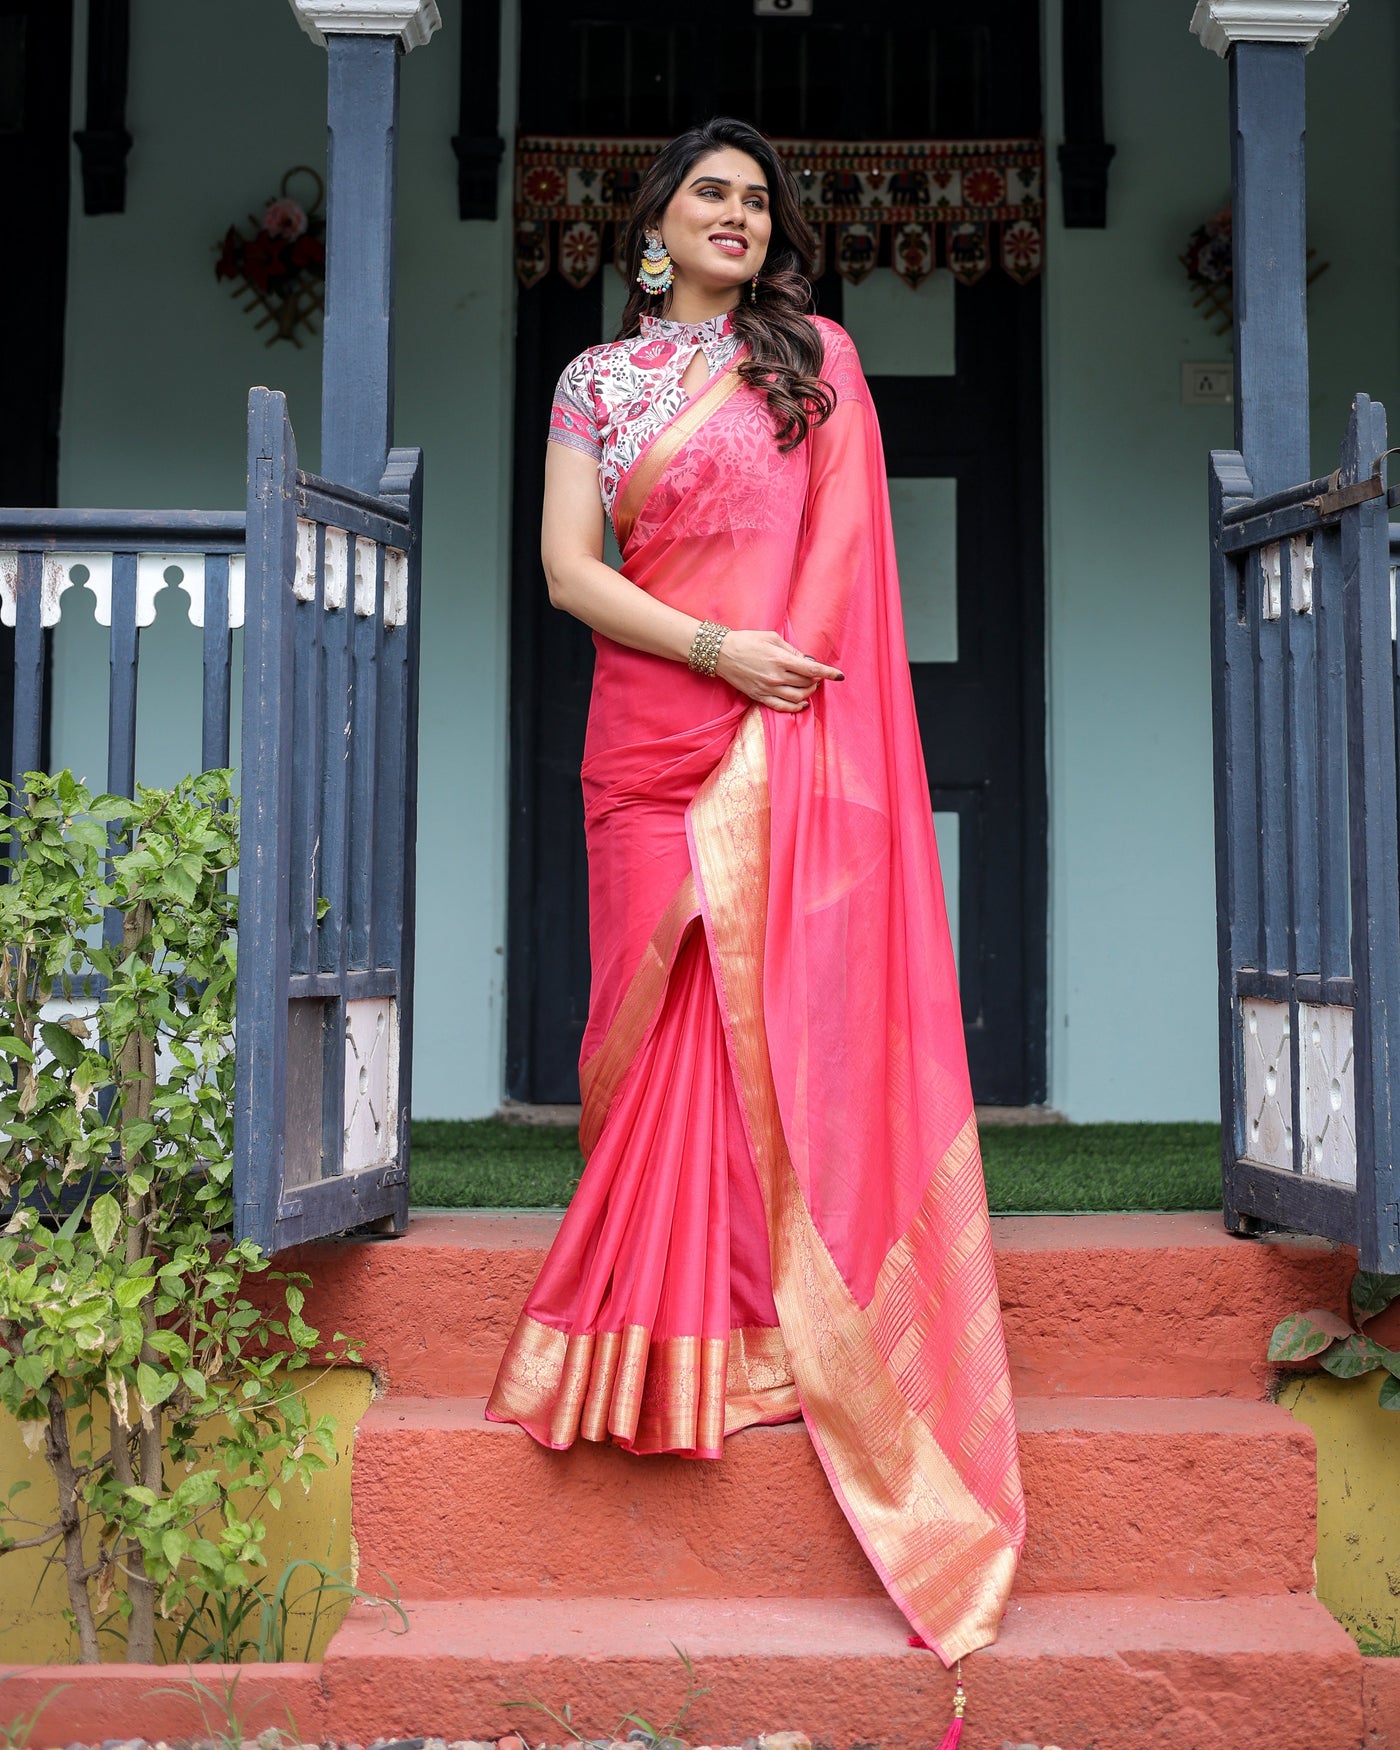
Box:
left=618, top=118, right=834, bottom=452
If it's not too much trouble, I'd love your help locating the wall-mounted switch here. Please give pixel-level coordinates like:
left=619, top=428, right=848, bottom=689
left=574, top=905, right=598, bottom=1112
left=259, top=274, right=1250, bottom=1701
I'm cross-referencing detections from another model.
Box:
left=1183, top=362, right=1233, bottom=405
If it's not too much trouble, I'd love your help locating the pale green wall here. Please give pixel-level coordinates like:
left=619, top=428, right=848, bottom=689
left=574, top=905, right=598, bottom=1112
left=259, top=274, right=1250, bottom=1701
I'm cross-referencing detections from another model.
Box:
left=57, top=0, right=517, bottom=1117
left=50, top=2, right=1399, bottom=1124
left=1042, top=0, right=1399, bottom=1119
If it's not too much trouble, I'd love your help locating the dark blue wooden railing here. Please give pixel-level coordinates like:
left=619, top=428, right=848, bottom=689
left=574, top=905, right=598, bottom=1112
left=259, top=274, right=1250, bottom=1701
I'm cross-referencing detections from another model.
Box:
left=1210, top=394, right=1400, bottom=1270
left=0, top=388, right=423, bottom=1255
left=0, top=510, right=247, bottom=797
left=1, top=513, right=248, bottom=979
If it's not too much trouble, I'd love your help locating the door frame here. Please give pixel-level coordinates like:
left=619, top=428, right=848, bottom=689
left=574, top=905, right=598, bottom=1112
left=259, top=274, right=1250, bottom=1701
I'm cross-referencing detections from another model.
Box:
left=504, top=0, right=1048, bottom=1106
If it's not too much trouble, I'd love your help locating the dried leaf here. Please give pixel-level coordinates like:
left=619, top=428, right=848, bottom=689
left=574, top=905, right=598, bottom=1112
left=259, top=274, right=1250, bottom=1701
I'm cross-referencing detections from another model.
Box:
left=108, top=1369, right=132, bottom=1431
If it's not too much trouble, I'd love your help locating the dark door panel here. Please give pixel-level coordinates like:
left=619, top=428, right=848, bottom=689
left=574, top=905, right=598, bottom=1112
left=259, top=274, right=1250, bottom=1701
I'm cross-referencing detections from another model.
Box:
left=509, top=0, right=1045, bottom=1106
left=0, top=0, right=71, bottom=785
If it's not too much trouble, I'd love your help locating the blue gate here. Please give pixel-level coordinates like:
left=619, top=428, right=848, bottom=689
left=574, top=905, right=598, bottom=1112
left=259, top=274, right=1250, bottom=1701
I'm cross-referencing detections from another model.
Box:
left=1209, top=395, right=1400, bottom=1271
left=235, top=388, right=423, bottom=1253
left=0, top=387, right=423, bottom=1255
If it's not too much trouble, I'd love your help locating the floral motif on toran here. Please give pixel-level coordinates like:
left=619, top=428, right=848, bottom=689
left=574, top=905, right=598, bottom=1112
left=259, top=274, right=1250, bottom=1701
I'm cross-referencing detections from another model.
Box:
left=549, top=310, right=745, bottom=515
left=516, top=136, right=1044, bottom=290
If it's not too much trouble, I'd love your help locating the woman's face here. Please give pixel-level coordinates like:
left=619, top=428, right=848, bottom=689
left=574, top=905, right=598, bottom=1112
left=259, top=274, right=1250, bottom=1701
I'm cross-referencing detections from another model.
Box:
left=658, top=147, right=773, bottom=299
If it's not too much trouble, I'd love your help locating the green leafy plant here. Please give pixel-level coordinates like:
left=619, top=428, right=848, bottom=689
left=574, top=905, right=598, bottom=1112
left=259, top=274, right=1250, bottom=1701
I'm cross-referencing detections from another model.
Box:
left=504, top=1643, right=709, bottom=1746
left=1267, top=1269, right=1400, bottom=1409
left=0, top=771, right=355, bottom=1663
left=166, top=1555, right=408, bottom=1663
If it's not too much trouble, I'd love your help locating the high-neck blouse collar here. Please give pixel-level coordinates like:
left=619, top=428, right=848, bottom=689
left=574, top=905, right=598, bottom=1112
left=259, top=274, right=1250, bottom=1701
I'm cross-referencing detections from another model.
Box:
left=639, top=309, right=736, bottom=348
left=549, top=309, right=745, bottom=515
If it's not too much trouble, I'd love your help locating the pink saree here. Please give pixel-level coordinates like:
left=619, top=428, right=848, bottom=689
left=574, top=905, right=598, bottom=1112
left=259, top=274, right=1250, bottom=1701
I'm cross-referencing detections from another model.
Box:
left=487, top=318, right=1024, bottom=1662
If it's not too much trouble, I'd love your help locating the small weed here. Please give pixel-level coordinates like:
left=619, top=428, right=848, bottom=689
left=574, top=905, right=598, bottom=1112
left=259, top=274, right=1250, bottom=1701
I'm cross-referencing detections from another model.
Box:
left=503, top=1694, right=587, bottom=1744
left=505, top=1644, right=709, bottom=1745
left=147, top=1669, right=297, bottom=1750
left=0, top=1677, right=69, bottom=1750
left=1355, top=1617, right=1400, bottom=1656
left=618, top=1647, right=709, bottom=1744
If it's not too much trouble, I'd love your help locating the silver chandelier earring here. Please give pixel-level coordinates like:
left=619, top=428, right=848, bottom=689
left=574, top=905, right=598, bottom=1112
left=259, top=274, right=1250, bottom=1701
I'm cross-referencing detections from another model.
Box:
left=637, top=232, right=674, bottom=295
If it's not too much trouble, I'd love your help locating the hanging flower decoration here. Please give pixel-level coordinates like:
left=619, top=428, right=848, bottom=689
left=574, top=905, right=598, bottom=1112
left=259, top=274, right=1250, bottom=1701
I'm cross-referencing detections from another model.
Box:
left=1180, top=205, right=1234, bottom=337
left=1183, top=204, right=1233, bottom=286
left=214, top=167, right=326, bottom=348
left=1181, top=202, right=1328, bottom=339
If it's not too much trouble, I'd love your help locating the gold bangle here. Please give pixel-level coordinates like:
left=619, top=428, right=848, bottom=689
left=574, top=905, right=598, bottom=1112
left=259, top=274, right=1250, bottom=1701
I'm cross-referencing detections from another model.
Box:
left=687, top=620, right=729, bottom=678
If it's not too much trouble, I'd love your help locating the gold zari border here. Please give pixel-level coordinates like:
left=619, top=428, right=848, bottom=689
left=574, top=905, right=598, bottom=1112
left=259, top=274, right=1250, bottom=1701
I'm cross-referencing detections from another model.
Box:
left=579, top=872, right=699, bottom=1158
left=612, top=366, right=745, bottom=549
left=487, top=1311, right=795, bottom=1454
left=686, top=707, right=1021, bottom=1662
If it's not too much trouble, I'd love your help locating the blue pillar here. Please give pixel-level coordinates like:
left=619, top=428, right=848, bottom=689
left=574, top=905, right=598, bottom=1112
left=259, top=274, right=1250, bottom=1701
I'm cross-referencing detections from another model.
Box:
left=1228, top=41, right=1310, bottom=496
left=321, top=34, right=401, bottom=495
left=1194, top=1, right=1348, bottom=493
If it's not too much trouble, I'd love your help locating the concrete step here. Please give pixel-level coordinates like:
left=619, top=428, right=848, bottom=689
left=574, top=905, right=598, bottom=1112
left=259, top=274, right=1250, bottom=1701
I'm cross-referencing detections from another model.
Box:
left=285, top=1211, right=1353, bottom=1399
left=351, top=1393, right=1316, bottom=1603
left=319, top=1591, right=1363, bottom=1750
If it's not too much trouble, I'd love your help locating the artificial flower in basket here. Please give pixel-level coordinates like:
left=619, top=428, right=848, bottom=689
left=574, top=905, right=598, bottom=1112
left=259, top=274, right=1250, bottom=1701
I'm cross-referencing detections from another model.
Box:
left=214, top=166, right=326, bottom=347
left=1180, top=203, right=1233, bottom=336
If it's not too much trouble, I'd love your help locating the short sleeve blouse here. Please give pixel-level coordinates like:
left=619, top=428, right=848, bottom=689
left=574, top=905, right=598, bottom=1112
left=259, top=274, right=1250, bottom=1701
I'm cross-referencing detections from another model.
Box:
left=548, top=309, right=744, bottom=515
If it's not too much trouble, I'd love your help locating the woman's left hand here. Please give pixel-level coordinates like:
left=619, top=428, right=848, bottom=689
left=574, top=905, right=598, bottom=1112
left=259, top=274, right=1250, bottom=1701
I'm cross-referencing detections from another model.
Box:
left=714, top=628, right=843, bottom=711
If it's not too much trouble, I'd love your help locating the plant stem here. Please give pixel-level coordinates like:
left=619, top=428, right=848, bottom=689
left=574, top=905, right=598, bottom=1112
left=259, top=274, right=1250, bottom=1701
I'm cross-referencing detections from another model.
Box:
left=122, top=1407, right=162, bottom=1663
left=46, top=1399, right=100, bottom=1663
left=119, top=894, right=160, bottom=1664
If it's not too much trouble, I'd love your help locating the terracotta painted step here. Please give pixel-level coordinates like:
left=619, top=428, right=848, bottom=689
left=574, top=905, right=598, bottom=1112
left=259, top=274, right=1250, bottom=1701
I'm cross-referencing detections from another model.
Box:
left=284, top=1211, right=1353, bottom=1399
left=1367, top=1656, right=1400, bottom=1746
left=319, top=1591, right=1362, bottom=1750
left=351, top=1393, right=1317, bottom=1602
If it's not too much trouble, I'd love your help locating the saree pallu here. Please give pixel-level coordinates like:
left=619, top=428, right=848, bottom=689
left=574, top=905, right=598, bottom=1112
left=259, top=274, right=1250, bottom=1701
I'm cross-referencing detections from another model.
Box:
left=487, top=320, right=1025, bottom=1662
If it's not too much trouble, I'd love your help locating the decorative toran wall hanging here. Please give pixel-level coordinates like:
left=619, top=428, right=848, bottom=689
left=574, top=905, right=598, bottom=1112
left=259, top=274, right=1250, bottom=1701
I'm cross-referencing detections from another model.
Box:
left=516, top=136, right=1044, bottom=291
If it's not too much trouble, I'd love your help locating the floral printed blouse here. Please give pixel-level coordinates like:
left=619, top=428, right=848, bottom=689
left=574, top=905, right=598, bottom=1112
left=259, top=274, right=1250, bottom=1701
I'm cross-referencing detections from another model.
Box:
left=549, top=309, right=744, bottom=516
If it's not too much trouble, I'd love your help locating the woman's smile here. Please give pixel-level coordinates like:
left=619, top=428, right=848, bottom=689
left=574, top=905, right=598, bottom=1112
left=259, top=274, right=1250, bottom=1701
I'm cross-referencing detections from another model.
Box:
left=708, top=232, right=749, bottom=256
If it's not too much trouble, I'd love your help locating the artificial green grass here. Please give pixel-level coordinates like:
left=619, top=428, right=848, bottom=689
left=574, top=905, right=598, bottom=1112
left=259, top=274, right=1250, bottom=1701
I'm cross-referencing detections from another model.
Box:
left=408, top=1118, right=1224, bottom=1214
left=978, top=1121, right=1222, bottom=1212
left=410, top=1119, right=585, bottom=1208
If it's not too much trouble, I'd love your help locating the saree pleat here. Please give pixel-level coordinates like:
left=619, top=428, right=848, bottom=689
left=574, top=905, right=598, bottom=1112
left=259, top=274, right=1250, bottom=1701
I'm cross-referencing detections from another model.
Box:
left=488, top=920, right=800, bottom=1458
left=487, top=317, right=1023, bottom=1661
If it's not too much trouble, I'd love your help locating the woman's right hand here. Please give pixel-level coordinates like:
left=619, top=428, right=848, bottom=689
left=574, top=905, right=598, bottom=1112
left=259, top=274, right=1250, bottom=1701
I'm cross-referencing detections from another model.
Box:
left=714, top=629, right=843, bottom=712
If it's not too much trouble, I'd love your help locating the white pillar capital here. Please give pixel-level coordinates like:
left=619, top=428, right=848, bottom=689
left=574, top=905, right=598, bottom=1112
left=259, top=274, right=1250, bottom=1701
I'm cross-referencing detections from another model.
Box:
left=1190, top=0, right=1348, bottom=57
left=289, top=0, right=441, bottom=51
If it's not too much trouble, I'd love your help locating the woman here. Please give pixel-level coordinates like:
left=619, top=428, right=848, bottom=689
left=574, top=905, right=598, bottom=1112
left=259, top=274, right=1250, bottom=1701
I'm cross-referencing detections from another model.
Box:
left=487, top=117, right=1024, bottom=1673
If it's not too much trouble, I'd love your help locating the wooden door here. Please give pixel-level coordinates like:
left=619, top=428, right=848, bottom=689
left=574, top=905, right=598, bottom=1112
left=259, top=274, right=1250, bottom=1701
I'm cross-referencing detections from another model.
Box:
left=0, top=0, right=71, bottom=785
left=508, top=0, right=1045, bottom=1105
